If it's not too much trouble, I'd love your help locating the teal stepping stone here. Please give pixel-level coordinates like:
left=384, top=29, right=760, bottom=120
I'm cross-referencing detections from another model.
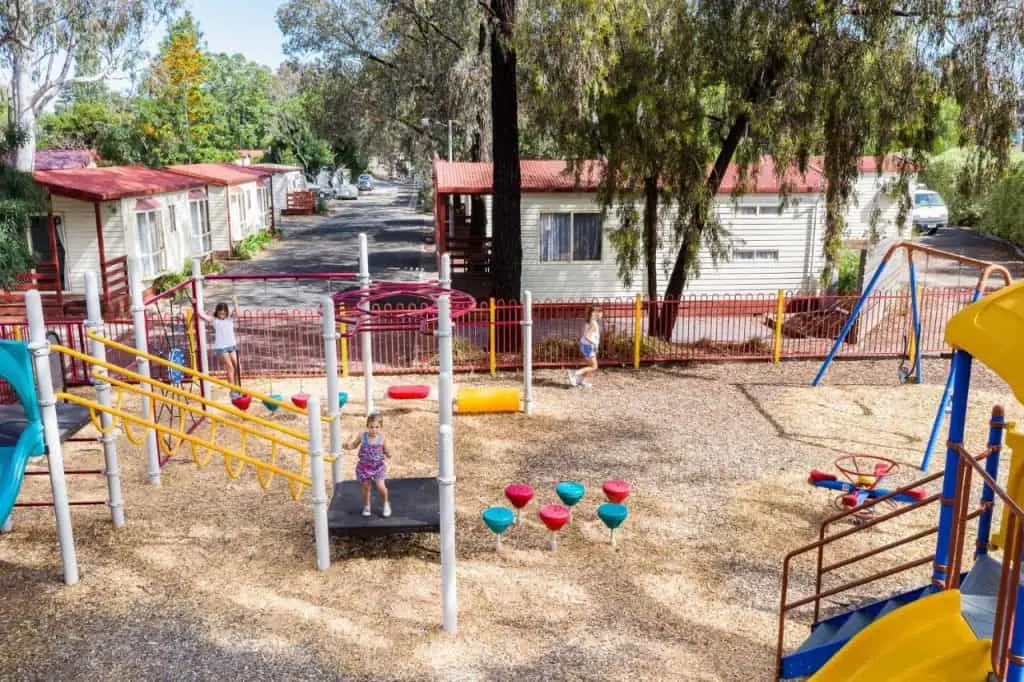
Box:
left=482, top=506, right=515, bottom=550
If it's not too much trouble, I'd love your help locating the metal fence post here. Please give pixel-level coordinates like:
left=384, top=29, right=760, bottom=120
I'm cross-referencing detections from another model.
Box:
left=773, top=289, right=785, bottom=364
left=306, top=395, right=330, bottom=571
left=26, top=290, right=80, bottom=584
left=84, top=272, right=125, bottom=528
left=191, top=259, right=210, bottom=399
left=322, top=297, right=343, bottom=488
left=489, top=297, right=497, bottom=376
left=359, top=233, right=374, bottom=416
left=437, top=294, right=457, bottom=633
left=633, top=294, right=642, bottom=369
left=522, top=291, right=533, bottom=417
left=127, top=257, right=161, bottom=485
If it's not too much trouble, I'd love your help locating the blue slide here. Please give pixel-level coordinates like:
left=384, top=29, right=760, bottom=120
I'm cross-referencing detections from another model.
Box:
left=0, top=340, right=44, bottom=528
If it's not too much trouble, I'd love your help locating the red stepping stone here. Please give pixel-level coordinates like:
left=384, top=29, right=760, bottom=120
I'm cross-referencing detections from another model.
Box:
left=387, top=385, right=430, bottom=400
left=538, top=504, right=570, bottom=532
left=603, top=479, right=632, bottom=503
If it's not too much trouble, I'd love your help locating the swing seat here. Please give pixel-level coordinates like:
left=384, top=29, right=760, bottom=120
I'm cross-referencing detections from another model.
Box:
left=231, top=394, right=252, bottom=411
left=263, top=394, right=284, bottom=412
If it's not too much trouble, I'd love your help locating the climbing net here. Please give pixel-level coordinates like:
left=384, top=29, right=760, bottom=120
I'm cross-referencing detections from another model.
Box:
left=332, top=282, right=478, bottom=336
left=146, top=305, right=205, bottom=464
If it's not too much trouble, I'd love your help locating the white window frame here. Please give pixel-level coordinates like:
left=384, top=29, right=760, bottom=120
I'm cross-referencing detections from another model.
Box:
left=538, top=212, right=603, bottom=263
left=168, top=204, right=177, bottom=233
left=732, top=248, right=780, bottom=262
left=135, top=209, right=167, bottom=279
left=189, top=199, right=213, bottom=256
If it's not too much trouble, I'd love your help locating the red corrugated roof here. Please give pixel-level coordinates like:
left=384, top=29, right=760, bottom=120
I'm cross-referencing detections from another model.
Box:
left=166, top=163, right=266, bottom=185
left=809, top=154, right=919, bottom=174
left=33, top=166, right=206, bottom=202
left=217, top=163, right=274, bottom=178
left=433, top=158, right=826, bottom=195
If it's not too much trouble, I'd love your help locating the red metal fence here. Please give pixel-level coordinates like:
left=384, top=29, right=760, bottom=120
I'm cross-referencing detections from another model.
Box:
left=0, top=286, right=977, bottom=399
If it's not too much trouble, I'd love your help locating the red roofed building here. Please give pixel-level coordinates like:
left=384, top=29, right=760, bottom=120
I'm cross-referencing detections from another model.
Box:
left=432, top=156, right=913, bottom=298
left=167, top=164, right=275, bottom=253
left=1, top=166, right=212, bottom=317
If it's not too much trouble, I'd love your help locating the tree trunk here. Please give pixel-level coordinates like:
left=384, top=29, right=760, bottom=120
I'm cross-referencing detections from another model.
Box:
left=642, top=175, right=661, bottom=334
left=470, top=125, right=487, bottom=238
left=488, top=0, right=522, bottom=302
left=657, top=55, right=784, bottom=339
left=10, top=51, right=38, bottom=172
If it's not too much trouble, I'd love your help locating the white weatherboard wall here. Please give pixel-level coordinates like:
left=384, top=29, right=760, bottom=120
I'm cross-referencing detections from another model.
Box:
left=119, top=190, right=192, bottom=286
left=52, top=195, right=125, bottom=294
left=208, top=185, right=231, bottom=253
left=517, top=192, right=826, bottom=300
left=227, top=181, right=262, bottom=239
left=843, top=171, right=908, bottom=244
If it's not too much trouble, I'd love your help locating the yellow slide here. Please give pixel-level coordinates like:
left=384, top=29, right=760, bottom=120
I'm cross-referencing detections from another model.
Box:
left=809, top=590, right=991, bottom=681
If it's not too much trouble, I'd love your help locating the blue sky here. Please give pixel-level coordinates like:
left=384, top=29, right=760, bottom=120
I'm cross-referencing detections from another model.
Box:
left=144, top=0, right=288, bottom=69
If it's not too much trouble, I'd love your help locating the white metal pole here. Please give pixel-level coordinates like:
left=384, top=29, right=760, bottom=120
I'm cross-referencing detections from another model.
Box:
left=26, top=290, right=80, bottom=585
left=322, top=296, right=343, bottom=488
left=440, top=252, right=451, bottom=290
left=190, top=259, right=210, bottom=397
left=437, top=294, right=457, bottom=633
left=522, top=290, right=533, bottom=416
left=307, top=395, right=330, bottom=571
left=358, top=233, right=374, bottom=416
left=84, top=272, right=125, bottom=528
left=128, top=256, right=161, bottom=485
left=447, top=120, right=453, bottom=163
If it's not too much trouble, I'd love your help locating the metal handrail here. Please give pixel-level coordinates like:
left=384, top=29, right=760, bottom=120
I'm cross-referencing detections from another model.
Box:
left=776, top=449, right=995, bottom=679
left=948, top=443, right=1024, bottom=679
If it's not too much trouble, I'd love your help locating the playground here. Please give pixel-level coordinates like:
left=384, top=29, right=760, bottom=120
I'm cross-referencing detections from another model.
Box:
left=1, top=355, right=1020, bottom=681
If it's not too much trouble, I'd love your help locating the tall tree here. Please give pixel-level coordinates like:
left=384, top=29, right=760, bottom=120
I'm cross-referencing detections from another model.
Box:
left=527, top=0, right=1023, bottom=336
left=0, top=0, right=178, bottom=170
left=487, top=0, right=522, bottom=300
left=207, top=53, right=275, bottom=151
left=0, top=127, right=44, bottom=288
left=137, top=12, right=220, bottom=164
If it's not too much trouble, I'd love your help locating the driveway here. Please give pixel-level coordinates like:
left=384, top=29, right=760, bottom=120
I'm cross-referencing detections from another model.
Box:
left=204, top=180, right=436, bottom=308
left=912, top=227, right=1024, bottom=288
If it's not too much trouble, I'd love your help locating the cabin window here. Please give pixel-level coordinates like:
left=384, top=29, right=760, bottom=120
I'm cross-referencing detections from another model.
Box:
left=732, top=248, right=780, bottom=262
left=737, top=206, right=758, bottom=216
left=189, top=199, right=213, bottom=255
left=168, top=205, right=177, bottom=233
left=539, top=212, right=602, bottom=262
left=135, top=210, right=166, bottom=278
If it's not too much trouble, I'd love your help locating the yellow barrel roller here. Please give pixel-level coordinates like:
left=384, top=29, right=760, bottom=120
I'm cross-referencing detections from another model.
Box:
left=455, top=386, right=521, bottom=414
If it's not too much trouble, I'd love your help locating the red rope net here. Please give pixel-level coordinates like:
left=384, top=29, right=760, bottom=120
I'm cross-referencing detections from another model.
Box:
left=331, top=283, right=478, bottom=337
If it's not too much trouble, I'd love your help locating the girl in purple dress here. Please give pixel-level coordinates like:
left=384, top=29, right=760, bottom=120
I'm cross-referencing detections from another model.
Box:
left=345, top=412, right=391, bottom=517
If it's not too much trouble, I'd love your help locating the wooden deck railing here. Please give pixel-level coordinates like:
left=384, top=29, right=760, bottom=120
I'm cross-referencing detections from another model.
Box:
left=102, top=255, right=130, bottom=315
left=282, top=190, right=316, bottom=216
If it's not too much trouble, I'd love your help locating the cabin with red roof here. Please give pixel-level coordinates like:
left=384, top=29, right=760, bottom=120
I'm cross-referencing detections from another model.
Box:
left=432, top=157, right=914, bottom=299
left=3, top=166, right=210, bottom=317
left=229, top=162, right=308, bottom=227
left=166, top=163, right=274, bottom=254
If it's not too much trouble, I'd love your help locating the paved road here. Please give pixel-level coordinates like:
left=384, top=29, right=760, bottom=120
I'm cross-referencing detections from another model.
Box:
left=204, top=180, right=436, bottom=308
left=911, top=227, right=1024, bottom=288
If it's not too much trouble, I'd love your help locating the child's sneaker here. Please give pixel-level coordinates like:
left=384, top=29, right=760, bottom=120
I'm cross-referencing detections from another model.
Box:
left=580, top=381, right=593, bottom=389
left=568, top=371, right=577, bottom=387
left=382, top=503, right=392, bottom=518
left=361, top=505, right=371, bottom=517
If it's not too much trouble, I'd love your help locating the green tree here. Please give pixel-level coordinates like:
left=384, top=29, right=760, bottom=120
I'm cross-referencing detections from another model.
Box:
left=207, top=53, right=275, bottom=151
left=0, top=0, right=179, bottom=170
left=38, top=97, right=129, bottom=150
left=526, top=0, right=1022, bottom=336
left=266, top=99, right=334, bottom=176
left=0, top=128, right=44, bottom=289
left=137, top=12, right=219, bottom=164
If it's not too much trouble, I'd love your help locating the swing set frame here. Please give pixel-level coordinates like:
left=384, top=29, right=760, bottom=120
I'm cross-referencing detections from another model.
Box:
left=811, top=239, right=1012, bottom=471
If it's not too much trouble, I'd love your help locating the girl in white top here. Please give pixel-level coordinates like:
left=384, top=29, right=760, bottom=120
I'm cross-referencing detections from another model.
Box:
left=195, top=292, right=241, bottom=390
left=569, top=305, right=602, bottom=389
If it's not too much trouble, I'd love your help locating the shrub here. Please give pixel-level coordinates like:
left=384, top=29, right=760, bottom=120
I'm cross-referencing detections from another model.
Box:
left=921, top=149, right=987, bottom=226
left=836, top=250, right=861, bottom=295
left=230, top=230, right=273, bottom=260
left=980, top=162, right=1024, bottom=244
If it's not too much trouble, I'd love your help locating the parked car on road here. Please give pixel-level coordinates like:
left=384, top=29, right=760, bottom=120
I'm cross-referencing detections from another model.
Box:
left=335, top=183, right=359, bottom=200
left=912, top=188, right=948, bottom=235
left=357, top=174, right=375, bottom=192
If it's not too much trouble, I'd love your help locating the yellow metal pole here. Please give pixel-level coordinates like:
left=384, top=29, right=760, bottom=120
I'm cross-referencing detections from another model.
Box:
left=773, top=289, right=785, bottom=364
left=633, top=294, right=642, bottom=369
left=489, top=297, right=497, bottom=376
left=12, top=326, right=22, bottom=341
left=338, top=304, right=349, bottom=378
